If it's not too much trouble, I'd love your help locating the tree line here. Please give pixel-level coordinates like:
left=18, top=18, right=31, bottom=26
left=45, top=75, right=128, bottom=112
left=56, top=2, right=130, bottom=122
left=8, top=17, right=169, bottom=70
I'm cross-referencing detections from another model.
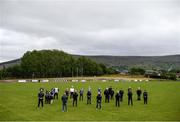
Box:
left=129, top=67, right=177, bottom=80
left=0, top=50, right=116, bottom=79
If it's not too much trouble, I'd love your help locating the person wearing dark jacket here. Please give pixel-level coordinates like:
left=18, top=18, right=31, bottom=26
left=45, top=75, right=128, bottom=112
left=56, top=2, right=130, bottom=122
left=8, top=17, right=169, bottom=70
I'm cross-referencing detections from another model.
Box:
left=143, top=90, right=148, bottom=104
left=61, top=93, right=68, bottom=112
left=79, top=88, right=84, bottom=101
left=112, top=89, right=115, bottom=99
left=87, top=90, right=92, bottom=104
left=136, top=87, right=142, bottom=100
left=115, top=91, right=121, bottom=107
left=128, top=89, right=133, bottom=106
left=108, top=87, right=112, bottom=99
left=119, top=89, right=124, bottom=102
left=73, top=90, right=78, bottom=107
left=38, top=88, right=44, bottom=108
left=109, top=87, right=114, bottom=100
left=96, top=92, right=102, bottom=109
left=104, top=88, right=109, bottom=103
left=45, top=90, right=49, bottom=104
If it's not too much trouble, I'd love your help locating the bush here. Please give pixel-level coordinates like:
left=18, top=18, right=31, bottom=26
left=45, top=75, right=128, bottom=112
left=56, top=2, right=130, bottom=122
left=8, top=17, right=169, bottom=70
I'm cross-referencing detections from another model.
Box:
left=130, top=68, right=145, bottom=75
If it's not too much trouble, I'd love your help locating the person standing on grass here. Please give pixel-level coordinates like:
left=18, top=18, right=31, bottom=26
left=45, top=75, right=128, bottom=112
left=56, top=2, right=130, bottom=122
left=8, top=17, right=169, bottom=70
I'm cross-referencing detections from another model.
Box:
left=73, top=90, right=78, bottom=107
left=45, top=90, right=49, bottom=104
left=108, top=86, right=114, bottom=100
left=62, top=93, right=68, bottom=112
left=87, top=89, right=92, bottom=104
left=136, top=87, right=142, bottom=100
left=54, top=87, right=59, bottom=100
left=143, top=90, right=148, bottom=104
left=104, top=88, right=109, bottom=103
left=115, top=91, right=121, bottom=107
left=96, top=92, right=102, bottom=109
left=70, top=86, right=75, bottom=99
left=108, top=86, right=112, bottom=99
left=50, top=88, right=55, bottom=99
left=79, top=88, right=84, bottom=101
left=119, top=88, right=124, bottom=102
left=128, top=89, right=133, bottom=106
left=50, top=90, right=54, bottom=104
left=38, top=88, right=44, bottom=108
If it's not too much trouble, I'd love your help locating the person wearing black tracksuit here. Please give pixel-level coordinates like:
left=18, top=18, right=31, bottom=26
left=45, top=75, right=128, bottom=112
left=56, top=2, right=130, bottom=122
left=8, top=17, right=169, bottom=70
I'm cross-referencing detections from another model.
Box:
left=96, top=92, right=102, bottom=109
left=104, top=88, right=109, bottom=103
left=73, top=91, right=78, bottom=107
left=143, top=90, right=148, bottom=104
left=87, top=90, right=92, bottom=104
left=62, top=93, right=68, bottom=112
left=79, top=88, right=84, bottom=101
left=136, top=87, right=142, bottom=100
left=38, top=88, right=44, bottom=108
left=128, top=89, right=133, bottom=106
left=119, top=89, right=124, bottom=102
left=115, top=91, right=121, bottom=107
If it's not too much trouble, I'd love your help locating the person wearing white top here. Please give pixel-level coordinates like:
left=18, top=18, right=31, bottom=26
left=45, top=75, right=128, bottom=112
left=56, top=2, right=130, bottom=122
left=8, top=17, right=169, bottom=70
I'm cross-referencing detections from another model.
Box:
left=54, top=87, right=59, bottom=99
left=70, top=86, right=74, bottom=99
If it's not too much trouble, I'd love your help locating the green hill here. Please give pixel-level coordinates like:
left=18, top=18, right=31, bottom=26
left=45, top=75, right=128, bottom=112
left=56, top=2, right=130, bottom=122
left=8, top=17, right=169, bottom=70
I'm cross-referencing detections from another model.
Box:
left=85, top=55, right=180, bottom=70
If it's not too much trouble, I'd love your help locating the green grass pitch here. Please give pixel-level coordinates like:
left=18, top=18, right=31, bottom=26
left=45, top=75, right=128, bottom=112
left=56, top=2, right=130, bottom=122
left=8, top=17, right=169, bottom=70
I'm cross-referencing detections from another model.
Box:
left=0, top=81, right=180, bottom=121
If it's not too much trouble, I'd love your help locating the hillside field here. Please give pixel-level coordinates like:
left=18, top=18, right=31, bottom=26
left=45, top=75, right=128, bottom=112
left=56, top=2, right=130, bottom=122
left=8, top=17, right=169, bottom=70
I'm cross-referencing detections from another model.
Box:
left=0, top=80, right=180, bottom=121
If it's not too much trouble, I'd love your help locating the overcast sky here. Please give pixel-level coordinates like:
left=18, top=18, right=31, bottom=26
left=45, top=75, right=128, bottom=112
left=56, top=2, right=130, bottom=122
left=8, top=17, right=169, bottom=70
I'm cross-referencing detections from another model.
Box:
left=0, top=0, right=180, bottom=62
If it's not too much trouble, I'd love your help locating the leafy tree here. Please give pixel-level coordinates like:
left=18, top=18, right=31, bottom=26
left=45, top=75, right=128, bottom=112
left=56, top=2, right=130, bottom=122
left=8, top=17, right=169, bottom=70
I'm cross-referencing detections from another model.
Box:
left=130, top=67, right=145, bottom=75
left=20, top=50, right=110, bottom=78
left=168, top=73, right=177, bottom=80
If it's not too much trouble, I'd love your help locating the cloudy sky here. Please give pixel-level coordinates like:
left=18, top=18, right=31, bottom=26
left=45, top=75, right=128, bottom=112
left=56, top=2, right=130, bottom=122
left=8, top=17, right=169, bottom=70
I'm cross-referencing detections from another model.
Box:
left=0, top=0, right=180, bottom=62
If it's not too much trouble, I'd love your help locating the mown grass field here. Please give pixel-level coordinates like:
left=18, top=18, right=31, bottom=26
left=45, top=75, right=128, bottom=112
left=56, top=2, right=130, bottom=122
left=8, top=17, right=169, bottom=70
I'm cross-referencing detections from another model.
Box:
left=0, top=80, right=180, bottom=121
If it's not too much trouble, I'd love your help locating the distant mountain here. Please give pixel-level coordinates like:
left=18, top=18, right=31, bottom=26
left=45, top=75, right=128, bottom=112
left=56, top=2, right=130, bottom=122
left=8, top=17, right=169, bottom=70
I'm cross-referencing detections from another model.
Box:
left=0, top=59, right=21, bottom=70
left=85, top=55, right=180, bottom=70
left=0, top=55, right=180, bottom=70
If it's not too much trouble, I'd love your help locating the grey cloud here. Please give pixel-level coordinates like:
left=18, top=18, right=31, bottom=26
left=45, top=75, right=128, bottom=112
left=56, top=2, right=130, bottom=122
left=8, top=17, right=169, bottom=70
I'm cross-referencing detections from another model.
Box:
left=0, top=0, right=180, bottom=62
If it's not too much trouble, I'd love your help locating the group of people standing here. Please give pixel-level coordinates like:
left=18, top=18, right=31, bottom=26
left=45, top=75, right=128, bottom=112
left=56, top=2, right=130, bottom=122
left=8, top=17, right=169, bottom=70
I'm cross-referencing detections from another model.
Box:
left=61, top=86, right=92, bottom=112
left=37, top=86, right=148, bottom=112
left=126, top=87, right=148, bottom=106
left=38, top=87, right=59, bottom=107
